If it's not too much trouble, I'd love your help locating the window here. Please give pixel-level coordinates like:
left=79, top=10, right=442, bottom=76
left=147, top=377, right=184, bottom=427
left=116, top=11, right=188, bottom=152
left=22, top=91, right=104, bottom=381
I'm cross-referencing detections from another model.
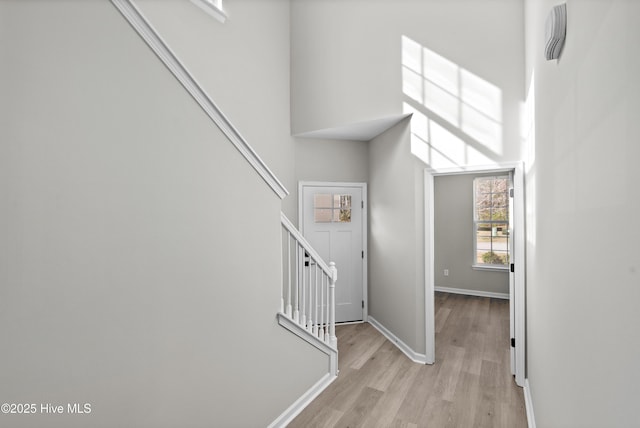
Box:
left=314, top=194, right=351, bottom=223
left=473, top=176, right=509, bottom=268
left=190, top=0, right=226, bottom=23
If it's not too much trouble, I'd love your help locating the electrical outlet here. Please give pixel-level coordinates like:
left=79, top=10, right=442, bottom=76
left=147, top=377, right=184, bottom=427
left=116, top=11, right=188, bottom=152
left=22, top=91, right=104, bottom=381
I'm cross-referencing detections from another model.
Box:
left=444, top=269, right=449, bottom=276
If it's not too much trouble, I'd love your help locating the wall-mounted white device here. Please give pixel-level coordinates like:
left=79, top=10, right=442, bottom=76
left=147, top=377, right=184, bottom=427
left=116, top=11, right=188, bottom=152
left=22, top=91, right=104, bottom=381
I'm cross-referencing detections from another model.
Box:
left=545, top=3, right=567, bottom=61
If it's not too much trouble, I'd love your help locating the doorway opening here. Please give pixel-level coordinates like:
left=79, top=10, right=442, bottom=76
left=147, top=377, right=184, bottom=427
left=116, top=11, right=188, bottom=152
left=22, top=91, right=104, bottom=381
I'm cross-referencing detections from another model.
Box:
left=425, top=163, right=525, bottom=386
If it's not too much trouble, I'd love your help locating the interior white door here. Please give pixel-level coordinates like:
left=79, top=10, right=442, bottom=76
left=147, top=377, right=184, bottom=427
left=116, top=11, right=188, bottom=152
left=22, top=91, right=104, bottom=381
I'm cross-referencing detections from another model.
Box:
left=508, top=171, right=516, bottom=376
left=301, top=184, right=364, bottom=323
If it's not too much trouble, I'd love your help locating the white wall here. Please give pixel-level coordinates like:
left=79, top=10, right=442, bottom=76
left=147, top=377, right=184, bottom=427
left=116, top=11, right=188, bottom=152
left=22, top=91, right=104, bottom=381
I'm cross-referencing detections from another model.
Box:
left=291, top=0, right=525, bottom=168
left=524, top=0, right=640, bottom=426
left=295, top=138, right=369, bottom=185
left=136, top=0, right=297, bottom=218
left=434, top=174, right=509, bottom=295
left=0, top=1, right=326, bottom=426
left=292, top=0, right=524, bottom=356
left=369, top=119, right=426, bottom=352
left=294, top=137, right=369, bottom=223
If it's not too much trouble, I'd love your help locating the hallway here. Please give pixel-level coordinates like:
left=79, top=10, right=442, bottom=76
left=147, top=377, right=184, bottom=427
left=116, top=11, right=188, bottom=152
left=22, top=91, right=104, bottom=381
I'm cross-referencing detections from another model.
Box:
left=288, top=292, right=527, bottom=427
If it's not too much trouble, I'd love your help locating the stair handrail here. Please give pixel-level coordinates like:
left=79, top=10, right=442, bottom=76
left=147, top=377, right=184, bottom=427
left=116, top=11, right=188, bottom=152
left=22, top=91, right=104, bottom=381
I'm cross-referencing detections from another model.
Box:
left=111, top=0, right=288, bottom=200
left=280, top=213, right=332, bottom=275
left=280, top=212, right=337, bottom=348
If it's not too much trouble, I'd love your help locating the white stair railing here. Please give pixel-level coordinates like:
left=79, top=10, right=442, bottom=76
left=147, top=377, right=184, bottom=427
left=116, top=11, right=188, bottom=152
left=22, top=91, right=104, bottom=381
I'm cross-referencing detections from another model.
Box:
left=280, top=213, right=337, bottom=349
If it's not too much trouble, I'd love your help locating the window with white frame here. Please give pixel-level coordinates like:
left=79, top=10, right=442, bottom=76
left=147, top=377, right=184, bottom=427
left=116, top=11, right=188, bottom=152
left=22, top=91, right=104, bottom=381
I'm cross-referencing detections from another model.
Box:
left=473, top=175, right=509, bottom=268
left=190, top=0, right=226, bottom=23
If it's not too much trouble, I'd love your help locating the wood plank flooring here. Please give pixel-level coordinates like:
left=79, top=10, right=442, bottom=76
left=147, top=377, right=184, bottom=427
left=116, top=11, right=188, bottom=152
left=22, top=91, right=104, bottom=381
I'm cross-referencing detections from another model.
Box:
left=288, top=292, right=527, bottom=428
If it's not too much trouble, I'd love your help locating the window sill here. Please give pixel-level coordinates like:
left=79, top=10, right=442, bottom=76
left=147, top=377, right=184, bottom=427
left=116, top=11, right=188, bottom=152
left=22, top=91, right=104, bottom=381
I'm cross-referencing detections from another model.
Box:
left=472, top=264, right=509, bottom=272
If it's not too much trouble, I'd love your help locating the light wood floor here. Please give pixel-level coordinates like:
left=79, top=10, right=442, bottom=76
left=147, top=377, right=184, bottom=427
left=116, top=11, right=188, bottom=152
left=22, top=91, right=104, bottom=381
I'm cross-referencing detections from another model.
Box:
left=288, top=292, right=527, bottom=428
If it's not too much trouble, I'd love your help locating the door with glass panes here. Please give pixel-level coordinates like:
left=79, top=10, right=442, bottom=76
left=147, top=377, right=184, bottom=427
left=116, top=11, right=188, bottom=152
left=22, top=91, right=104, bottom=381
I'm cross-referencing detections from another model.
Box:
left=301, top=184, right=365, bottom=323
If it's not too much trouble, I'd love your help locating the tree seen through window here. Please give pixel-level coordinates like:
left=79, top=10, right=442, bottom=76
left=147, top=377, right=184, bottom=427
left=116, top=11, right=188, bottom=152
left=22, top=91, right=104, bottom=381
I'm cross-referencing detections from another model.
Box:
left=474, top=176, right=509, bottom=267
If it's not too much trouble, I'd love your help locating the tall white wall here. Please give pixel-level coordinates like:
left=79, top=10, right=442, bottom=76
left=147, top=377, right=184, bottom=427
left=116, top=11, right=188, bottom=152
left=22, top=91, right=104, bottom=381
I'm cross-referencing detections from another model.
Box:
left=524, top=1, right=640, bottom=426
left=136, top=0, right=297, bottom=217
left=291, top=0, right=525, bottom=169
left=0, top=1, right=326, bottom=426
left=292, top=0, right=525, bottom=355
left=369, top=120, right=427, bottom=352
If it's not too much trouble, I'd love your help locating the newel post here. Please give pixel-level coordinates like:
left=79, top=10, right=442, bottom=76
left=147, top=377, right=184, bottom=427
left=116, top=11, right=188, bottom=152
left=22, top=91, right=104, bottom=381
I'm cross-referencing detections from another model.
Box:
left=329, top=261, right=338, bottom=348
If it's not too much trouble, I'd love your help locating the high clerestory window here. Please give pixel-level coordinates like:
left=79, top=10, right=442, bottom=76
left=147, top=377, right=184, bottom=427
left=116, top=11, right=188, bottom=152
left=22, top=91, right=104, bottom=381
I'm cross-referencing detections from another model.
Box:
left=473, top=175, right=509, bottom=268
left=190, top=0, right=226, bottom=23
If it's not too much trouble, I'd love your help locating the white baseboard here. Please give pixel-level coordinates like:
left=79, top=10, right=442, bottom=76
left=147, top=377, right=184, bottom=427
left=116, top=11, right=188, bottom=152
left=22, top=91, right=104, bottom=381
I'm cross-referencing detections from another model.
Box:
left=435, top=286, right=509, bottom=300
left=524, top=379, right=536, bottom=428
left=267, top=372, right=337, bottom=428
left=367, top=316, right=428, bottom=364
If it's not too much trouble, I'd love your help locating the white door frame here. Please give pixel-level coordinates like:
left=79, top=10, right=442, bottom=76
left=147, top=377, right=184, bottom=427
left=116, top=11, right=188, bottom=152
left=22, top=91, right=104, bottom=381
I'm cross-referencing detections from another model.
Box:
left=298, top=181, right=368, bottom=322
left=425, top=163, right=525, bottom=387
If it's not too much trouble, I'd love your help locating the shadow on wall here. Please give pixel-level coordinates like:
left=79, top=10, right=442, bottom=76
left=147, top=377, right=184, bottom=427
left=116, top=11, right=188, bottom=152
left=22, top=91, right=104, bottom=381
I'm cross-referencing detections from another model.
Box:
left=401, top=35, right=504, bottom=169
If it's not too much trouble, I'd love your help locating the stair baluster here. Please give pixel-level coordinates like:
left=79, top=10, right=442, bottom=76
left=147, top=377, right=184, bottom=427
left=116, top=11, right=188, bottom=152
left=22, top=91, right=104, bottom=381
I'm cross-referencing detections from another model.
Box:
left=280, top=213, right=337, bottom=349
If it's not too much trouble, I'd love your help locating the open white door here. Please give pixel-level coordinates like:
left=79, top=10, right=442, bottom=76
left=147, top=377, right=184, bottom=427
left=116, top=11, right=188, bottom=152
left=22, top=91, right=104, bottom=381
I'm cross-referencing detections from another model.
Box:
left=509, top=171, right=516, bottom=376
left=512, top=166, right=526, bottom=387
left=300, top=182, right=367, bottom=323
